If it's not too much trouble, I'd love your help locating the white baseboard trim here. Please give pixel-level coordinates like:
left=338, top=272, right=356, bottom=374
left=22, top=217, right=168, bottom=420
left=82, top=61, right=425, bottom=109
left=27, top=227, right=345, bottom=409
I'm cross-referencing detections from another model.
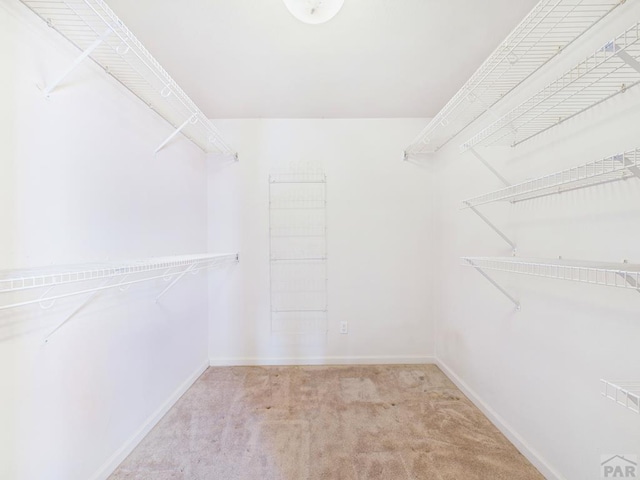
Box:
left=90, top=361, right=209, bottom=480
left=435, top=358, right=564, bottom=480
left=210, top=355, right=436, bottom=366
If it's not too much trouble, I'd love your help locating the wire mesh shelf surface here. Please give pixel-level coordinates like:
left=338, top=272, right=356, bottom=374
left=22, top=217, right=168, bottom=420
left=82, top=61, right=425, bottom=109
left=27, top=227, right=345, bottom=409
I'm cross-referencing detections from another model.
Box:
left=461, top=21, right=640, bottom=151
left=20, top=0, right=234, bottom=155
left=404, top=0, right=622, bottom=156
left=0, top=253, right=238, bottom=310
left=463, top=257, right=640, bottom=290
left=601, top=380, right=640, bottom=414
left=462, top=149, right=640, bottom=208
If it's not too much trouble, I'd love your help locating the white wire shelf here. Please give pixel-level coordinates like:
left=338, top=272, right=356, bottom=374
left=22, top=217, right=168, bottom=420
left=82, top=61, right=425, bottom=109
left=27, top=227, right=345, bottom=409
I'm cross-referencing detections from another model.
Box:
left=461, top=21, right=640, bottom=152
left=404, top=0, right=622, bottom=157
left=0, top=253, right=238, bottom=311
left=601, top=380, right=640, bottom=414
left=463, top=257, right=640, bottom=291
left=463, top=148, right=640, bottom=208
left=20, top=0, right=235, bottom=156
left=269, top=169, right=328, bottom=336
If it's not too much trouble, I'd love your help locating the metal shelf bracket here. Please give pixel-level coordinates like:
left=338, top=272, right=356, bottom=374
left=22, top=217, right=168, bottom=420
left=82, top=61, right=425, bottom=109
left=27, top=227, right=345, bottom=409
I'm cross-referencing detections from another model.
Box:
left=617, top=261, right=640, bottom=293
left=155, top=263, right=197, bottom=303
left=469, top=148, right=511, bottom=187
left=617, top=49, right=640, bottom=74
left=465, top=258, right=520, bottom=311
left=43, top=277, right=112, bottom=343
left=465, top=203, right=516, bottom=254
left=155, top=114, right=198, bottom=153
left=42, top=27, right=113, bottom=97
left=623, top=155, right=640, bottom=178
left=38, top=286, right=57, bottom=309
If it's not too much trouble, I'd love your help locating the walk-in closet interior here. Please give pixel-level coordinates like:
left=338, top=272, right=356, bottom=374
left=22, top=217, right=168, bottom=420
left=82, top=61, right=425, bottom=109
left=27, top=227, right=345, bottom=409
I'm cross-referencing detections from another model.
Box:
left=2, top=0, right=640, bottom=478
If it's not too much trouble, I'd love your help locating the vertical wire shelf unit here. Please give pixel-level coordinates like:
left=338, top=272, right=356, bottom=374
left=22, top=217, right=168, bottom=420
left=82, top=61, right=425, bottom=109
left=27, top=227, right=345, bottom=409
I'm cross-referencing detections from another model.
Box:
left=20, top=0, right=236, bottom=156
left=404, top=0, right=623, bottom=157
left=0, top=253, right=239, bottom=340
left=601, top=380, right=640, bottom=414
left=461, top=21, right=640, bottom=152
left=269, top=171, right=328, bottom=336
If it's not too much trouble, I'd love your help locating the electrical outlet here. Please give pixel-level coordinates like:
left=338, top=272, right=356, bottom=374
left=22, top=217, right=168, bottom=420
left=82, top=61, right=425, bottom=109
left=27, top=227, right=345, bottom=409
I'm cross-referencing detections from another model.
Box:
left=339, top=321, right=348, bottom=334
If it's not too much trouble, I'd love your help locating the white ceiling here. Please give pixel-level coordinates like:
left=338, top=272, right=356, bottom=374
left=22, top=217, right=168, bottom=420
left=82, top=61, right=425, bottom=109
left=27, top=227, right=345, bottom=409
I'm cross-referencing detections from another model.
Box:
left=108, top=0, right=538, bottom=119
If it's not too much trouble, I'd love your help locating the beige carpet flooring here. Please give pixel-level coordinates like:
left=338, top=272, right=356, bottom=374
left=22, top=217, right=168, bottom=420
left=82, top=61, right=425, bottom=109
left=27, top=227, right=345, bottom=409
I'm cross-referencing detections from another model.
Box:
left=109, top=365, right=543, bottom=480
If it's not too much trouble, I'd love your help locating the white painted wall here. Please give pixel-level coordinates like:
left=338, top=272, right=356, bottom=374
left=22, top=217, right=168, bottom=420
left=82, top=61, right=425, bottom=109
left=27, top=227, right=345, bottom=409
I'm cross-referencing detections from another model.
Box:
left=207, top=118, right=434, bottom=365
left=1, top=2, right=211, bottom=479
left=432, top=4, right=640, bottom=479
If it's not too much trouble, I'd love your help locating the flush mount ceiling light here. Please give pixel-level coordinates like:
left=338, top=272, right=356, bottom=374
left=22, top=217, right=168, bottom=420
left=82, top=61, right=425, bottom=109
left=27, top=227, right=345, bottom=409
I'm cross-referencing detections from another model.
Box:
left=282, top=0, right=345, bottom=25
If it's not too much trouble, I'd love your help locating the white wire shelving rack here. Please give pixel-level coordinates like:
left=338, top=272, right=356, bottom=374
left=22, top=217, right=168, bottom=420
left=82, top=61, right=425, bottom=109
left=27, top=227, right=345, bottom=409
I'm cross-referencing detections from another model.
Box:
left=463, top=149, right=640, bottom=208
left=463, top=257, right=640, bottom=309
left=269, top=169, right=328, bottom=336
left=460, top=149, right=640, bottom=251
left=404, top=0, right=623, bottom=158
left=0, top=253, right=238, bottom=340
left=20, top=0, right=236, bottom=156
left=461, top=21, right=640, bottom=152
left=601, top=380, right=640, bottom=414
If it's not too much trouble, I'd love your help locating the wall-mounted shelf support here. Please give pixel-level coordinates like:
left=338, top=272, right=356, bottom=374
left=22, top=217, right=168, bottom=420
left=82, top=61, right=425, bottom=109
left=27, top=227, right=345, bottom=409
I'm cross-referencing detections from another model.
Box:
left=38, top=286, right=56, bottom=309
left=469, top=148, right=511, bottom=187
left=623, top=155, right=640, bottom=179
left=155, top=262, right=197, bottom=303
left=616, top=263, right=640, bottom=292
left=601, top=380, right=640, bottom=414
left=155, top=114, right=197, bottom=154
left=464, top=203, right=516, bottom=253
left=42, top=27, right=112, bottom=97
left=464, top=258, right=520, bottom=310
left=617, top=49, right=640, bottom=74
left=44, top=277, right=112, bottom=343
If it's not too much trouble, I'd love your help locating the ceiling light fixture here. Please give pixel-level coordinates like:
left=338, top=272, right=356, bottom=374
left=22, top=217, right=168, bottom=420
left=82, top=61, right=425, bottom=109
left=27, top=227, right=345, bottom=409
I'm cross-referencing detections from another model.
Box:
left=282, top=0, right=345, bottom=25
